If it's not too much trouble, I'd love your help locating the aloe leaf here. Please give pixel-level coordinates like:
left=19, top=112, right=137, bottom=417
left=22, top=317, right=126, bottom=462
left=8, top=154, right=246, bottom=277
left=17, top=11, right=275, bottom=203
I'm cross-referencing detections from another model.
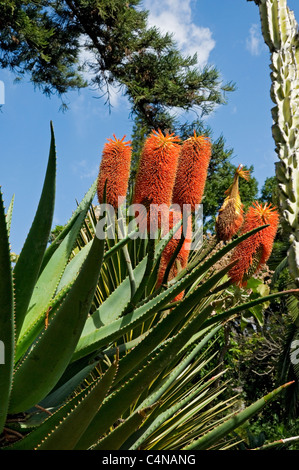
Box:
left=36, top=359, right=118, bottom=450
left=121, top=326, right=221, bottom=450
left=252, top=435, right=299, bottom=450
left=40, top=178, right=97, bottom=273
left=5, top=388, right=86, bottom=450
left=5, top=193, right=14, bottom=238
left=136, top=325, right=222, bottom=412
left=17, top=211, right=87, bottom=346
left=102, top=229, right=138, bottom=262
left=13, top=122, right=56, bottom=338
left=5, top=360, right=114, bottom=450
left=39, top=363, right=98, bottom=410
left=203, top=288, right=299, bottom=330
left=75, top=341, right=173, bottom=449
left=15, top=282, right=73, bottom=364
left=82, top=256, right=147, bottom=332
left=132, top=373, right=225, bottom=451
left=56, top=240, right=92, bottom=294
left=8, top=226, right=106, bottom=414
left=93, top=406, right=154, bottom=450
left=72, top=249, right=235, bottom=364
left=183, top=381, right=295, bottom=450
left=114, top=261, right=235, bottom=384
left=173, top=225, right=270, bottom=286
left=0, top=189, right=14, bottom=433
left=75, top=296, right=217, bottom=449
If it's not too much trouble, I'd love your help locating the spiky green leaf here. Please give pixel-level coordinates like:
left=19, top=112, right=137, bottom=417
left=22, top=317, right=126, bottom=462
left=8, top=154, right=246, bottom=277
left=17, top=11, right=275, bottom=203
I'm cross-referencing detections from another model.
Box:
left=93, top=406, right=154, bottom=450
left=184, top=382, right=295, bottom=450
left=5, top=194, right=14, bottom=238
left=40, top=178, right=97, bottom=272
left=13, top=122, right=56, bottom=338
left=36, top=359, right=118, bottom=450
left=8, top=227, right=106, bottom=414
left=0, top=189, right=14, bottom=433
left=16, top=211, right=87, bottom=350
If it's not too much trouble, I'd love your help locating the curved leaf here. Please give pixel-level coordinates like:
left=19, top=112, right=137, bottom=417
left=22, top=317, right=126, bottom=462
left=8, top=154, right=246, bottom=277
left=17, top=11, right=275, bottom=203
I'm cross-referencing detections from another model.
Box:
left=8, top=229, right=106, bottom=414
left=0, top=189, right=14, bottom=433
left=16, top=211, right=87, bottom=348
left=5, top=193, right=14, bottom=238
left=184, top=382, right=295, bottom=450
left=13, top=122, right=56, bottom=338
left=36, top=359, right=118, bottom=450
left=40, top=178, right=97, bottom=273
left=93, top=406, right=154, bottom=450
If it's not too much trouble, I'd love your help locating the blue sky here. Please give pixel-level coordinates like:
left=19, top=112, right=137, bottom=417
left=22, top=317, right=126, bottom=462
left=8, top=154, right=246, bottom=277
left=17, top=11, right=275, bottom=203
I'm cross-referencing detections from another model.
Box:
left=1, top=0, right=299, bottom=254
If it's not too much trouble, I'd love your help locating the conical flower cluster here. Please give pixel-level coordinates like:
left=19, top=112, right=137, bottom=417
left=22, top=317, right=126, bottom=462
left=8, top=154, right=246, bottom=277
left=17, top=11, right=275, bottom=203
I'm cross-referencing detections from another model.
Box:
left=96, top=129, right=280, bottom=295
left=133, top=129, right=181, bottom=209
left=172, top=131, right=212, bottom=212
left=131, top=129, right=211, bottom=292
left=158, top=131, right=211, bottom=296
left=229, top=201, right=279, bottom=287
left=216, top=165, right=250, bottom=241
left=132, top=129, right=181, bottom=234
left=97, top=135, right=132, bottom=209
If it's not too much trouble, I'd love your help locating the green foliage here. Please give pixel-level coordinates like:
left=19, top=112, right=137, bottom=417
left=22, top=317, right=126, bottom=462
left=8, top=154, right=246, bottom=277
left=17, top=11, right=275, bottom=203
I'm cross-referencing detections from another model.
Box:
left=0, top=0, right=235, bottom=120
left=260, top=176, right=279, bottom=206
left=0, top=0, right=86, bottom=99
left=0, top=124, right=296, bottom=450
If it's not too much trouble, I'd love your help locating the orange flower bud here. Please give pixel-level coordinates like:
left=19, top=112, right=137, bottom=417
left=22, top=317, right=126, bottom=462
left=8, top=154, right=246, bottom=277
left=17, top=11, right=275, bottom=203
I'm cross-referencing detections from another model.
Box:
left=97, top=135, right=132, bottom=208
left=216, top=165, right=250, bottom=241
left=133, top=129, right=181, bottom=234
left=133, top=129, right=181, bottom=209
left=172, top=131, right=212, bottom=211
left=229, top=202, right=279, bottom=287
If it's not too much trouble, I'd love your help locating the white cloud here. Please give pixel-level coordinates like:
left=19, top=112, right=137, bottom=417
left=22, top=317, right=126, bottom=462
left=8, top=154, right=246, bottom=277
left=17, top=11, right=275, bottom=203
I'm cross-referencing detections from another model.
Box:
left=77, top=1, right=216, bottom=108
left=246, top=24, right=264, bottom=56
left=71, top=159, right=98, bottom=179
left=144, top=0, right=215, bottom=67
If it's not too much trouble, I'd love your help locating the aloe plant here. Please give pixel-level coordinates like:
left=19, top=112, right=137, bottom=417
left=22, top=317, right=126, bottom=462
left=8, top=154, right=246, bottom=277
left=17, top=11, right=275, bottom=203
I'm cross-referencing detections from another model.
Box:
left=0, top=122, right=296, bottom=450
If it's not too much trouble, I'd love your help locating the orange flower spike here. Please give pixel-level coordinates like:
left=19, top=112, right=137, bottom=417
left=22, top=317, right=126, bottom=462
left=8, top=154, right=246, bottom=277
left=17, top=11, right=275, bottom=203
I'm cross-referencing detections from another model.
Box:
left=156, top=208, right=192, bottom=301
left=216, top=164, right=250, bottom=242
left=172, top=131, right=212, bottom=211
left=133, top=129, right=181, bottom=208
left=229, top=202, right=279, bottom=287
left=97, top=134, right=132, bottom=209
